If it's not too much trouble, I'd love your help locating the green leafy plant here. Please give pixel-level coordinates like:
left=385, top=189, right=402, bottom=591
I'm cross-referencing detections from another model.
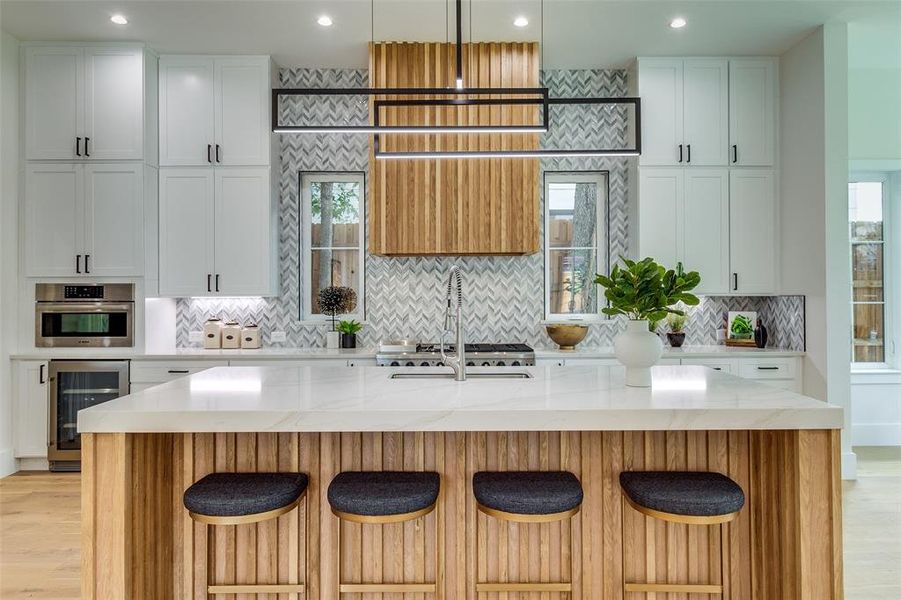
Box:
left=667, top=312, right=688, bottom=332
left=730, top=314, right=754, bottom=338
left=337, top=320, right=363, bottom=335
left=594, top=257, right=701, bottom=323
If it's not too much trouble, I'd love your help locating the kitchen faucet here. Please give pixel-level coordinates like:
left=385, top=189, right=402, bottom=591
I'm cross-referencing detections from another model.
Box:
left=440, top=265, right=466, bottom=381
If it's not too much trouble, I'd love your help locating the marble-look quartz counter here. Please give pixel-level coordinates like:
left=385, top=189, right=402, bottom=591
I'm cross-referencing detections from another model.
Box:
left=77, top=364, right=840, bottom=433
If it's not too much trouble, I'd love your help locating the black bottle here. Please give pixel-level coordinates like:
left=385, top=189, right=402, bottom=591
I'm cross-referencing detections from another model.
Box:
left=754, top=318, right=769, bottom=348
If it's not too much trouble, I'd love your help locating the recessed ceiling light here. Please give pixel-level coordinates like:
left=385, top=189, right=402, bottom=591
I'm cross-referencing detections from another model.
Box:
left=513, top=16, right=529, bottom=28
left=317, top=15, right=333, bottom=27
left=110, top=14, right=128, bottom=25
left=670, top=17, right=687, bottom=29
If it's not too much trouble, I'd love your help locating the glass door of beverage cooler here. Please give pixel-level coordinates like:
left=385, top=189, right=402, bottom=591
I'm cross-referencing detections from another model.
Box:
left=48, top=361, right=129, bottom=469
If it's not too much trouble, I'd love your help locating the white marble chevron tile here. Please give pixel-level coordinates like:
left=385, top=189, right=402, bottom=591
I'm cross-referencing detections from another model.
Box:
left=176, top=67, right=805, bottom=351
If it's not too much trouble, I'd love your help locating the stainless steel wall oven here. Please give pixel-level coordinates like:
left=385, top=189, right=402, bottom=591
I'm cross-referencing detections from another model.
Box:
left=35, top=284, right=134, bottom=348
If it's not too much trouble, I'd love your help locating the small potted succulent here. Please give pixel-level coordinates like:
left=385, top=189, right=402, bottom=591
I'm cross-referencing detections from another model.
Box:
left=337, top=320, right=363, bottom=348
left=666, top=312, right=688, bottom=348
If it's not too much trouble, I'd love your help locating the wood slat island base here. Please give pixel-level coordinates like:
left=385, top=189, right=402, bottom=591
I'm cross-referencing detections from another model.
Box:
left=81, top=430, right=843, bottom=599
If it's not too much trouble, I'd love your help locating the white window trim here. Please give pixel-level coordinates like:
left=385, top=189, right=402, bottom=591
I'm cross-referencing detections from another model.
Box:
left=849, top=172, right=894, bottom=369
left=543, top=171, right=608, bottom=322
left=300, top=171, right=366, bottom=324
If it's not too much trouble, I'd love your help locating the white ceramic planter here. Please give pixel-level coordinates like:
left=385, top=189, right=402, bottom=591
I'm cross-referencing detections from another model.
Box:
left=326, top=331, right=340, bottom=349
left=614, top=319, right=663, bottom=387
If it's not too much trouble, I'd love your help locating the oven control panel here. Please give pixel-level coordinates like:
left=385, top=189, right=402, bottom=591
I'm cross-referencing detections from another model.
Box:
left=64, top=285, right=104, bottom=299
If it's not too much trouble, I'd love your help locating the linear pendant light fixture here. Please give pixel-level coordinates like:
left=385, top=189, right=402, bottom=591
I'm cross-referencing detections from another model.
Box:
left=271, top=0, right=642, bottom=159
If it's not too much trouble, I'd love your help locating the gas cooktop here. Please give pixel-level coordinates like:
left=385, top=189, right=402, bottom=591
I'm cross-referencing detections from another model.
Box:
left=375, top=343, right=535, bottom=367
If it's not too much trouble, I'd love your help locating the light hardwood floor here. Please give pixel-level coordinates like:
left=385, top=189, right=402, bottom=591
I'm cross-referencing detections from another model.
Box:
left=1, top=448, right=899, bottom=599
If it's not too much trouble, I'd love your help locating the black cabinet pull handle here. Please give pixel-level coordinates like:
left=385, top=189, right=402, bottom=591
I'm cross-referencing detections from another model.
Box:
left=732, top=273, right=738, bottom=291
left=76, top=137, right=82, bottom=157
left=207, top=144, right=212, bottom=163
left=85, top=137, right=90, bottom=157
left=167, top=369, right=190, bottom=374
left=85, top=254, right=90, bottom=274
left=686, top=144, right=691, bottom=163
left=757, top=366, right=780, bottom=371
left=215, top=144, right=221, bottom=163
left=76, top=254, right=82, bottom=274
left=215, top=274, right=220, bottom=292
left=39, top=364, right=46, bottom=384
left=207, top=274, right=212, bottom=292
left=678, top=144, right=683, bottom=163
left=732, top=144, right=738, bottom=164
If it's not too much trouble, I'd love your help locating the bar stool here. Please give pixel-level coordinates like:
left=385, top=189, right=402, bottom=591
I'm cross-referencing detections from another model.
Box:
left=327, top=471, right=441, bottom=596
left=472, top=471, right=584, bottom=594
left=619, top=471, right=745, bottom=596
left=183, top=472, right=309, bottom=596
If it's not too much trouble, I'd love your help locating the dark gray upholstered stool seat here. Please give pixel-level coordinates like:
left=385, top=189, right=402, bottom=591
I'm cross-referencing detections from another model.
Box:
left=619, top=471, right=745, bottom=518
left=328, top=471, right=440, bottom=519
left=473, top=471, right=583, bottom=517
left=183, top=472, right=309, bottom=518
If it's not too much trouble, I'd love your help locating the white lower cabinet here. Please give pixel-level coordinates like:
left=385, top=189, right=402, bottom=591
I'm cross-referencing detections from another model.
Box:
left=679, top=358, right=735, bottom=375
left=13, top=361, right=49, bottom=459
left=130, top=360, right=228, bottom=388
left=25, top=162, right=145, bottom=277
left=158, top=166, right=276, bottom=297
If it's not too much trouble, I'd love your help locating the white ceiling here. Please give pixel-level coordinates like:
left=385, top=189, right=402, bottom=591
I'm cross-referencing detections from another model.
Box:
left=1, top=0, right=899, bottom=69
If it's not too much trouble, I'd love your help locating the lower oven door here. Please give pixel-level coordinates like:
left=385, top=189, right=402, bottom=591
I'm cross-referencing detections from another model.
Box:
left=48, top=361, right=130, bottom=467
left=35, top=302, right=134, bottom=348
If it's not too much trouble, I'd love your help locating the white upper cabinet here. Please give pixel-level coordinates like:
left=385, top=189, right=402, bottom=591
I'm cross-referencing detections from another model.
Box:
left=637, top=168, right=681, bottom=266
left=729, top=59, right=777, bottom=166
left=683, top=169, right=730, bottom=294
left=159, top=58, right=215, bottom=166
left=83, top=47, right=145, bottom=160
left=729, top=170, right=777, bottom=294
left=25, top=45, right=150, bottom=161
left=160, top=56, right=271, bottom=167
left=682, top=59, right=729, bottom=166
left=637, top=59, right=683, bottom=166
left=25, top=163, right=144, bottom=277
left=159, top=167, right=275, bottom=297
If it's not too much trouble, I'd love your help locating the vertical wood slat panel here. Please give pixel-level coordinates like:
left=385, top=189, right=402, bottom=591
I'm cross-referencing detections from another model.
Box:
left=84, top=430, right=843, bottom=600
left=369, top=42, right=539, bottom=256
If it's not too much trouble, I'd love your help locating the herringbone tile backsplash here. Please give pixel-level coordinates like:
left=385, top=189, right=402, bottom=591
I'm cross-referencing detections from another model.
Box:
left=176, top=68, right=805, bottom=351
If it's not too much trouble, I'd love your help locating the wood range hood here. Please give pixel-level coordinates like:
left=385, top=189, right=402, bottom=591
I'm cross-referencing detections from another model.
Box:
left=368, top=42, right=540, bottom=256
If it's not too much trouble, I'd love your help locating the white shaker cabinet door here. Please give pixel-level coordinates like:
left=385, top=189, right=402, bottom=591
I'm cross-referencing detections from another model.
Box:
left=25, top=164, right=83, bottom=277
left=637, top=59, right=683, bottom=166
left=159, top=57, right=215, bottom=166
left=729, top=59, right=776, bottom=166
left=83, top=163, right=144, bottom=276
left=683, top=169, right=729, bottom=294
left=637, top=168, right=682, bottom=266
left=25, top=46, right=84, bottom=160
left=13, top=361, right=49, bottom=459
left=214, top=58, right=270, bottom=166
left=729, top=170, right=777, bottom=294
left=682, top=59, right=729, bottom=166
left=159, top=169, right=216, bottom=296
left=213, top=167, right=274, bottom=295
left=83, top=47, right=144, bottom=160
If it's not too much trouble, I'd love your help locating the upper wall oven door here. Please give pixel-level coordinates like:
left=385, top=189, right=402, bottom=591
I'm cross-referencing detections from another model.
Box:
left=35, top=302, right=134, bottom=347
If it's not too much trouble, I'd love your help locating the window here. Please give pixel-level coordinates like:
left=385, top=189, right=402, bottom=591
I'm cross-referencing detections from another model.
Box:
left=301, top=172, right=365, bottom=321
left=849, top=177, right=890, bottom=365
left=544, top=172, right=608, bottom=321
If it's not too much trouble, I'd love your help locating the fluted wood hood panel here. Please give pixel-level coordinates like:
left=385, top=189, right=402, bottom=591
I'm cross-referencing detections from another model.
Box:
left=369, top=42, right=540, bottom=255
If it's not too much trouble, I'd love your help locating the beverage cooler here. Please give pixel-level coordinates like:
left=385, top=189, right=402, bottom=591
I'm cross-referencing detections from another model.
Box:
left=48, top=360, right=129, bottom=471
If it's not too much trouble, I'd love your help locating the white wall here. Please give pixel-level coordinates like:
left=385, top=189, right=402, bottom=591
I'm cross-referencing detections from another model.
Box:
left=779, top=24, right=856, bottom=477
left=0, top=30, right=20, bottom=477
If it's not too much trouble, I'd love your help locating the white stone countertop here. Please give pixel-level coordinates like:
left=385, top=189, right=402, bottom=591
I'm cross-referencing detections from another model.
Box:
left=13, top=345, right=803, bottom=361
left=77, top=364, right=840, bottom=434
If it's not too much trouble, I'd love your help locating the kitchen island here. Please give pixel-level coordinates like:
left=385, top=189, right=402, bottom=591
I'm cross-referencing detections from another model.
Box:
left=78, top=365, right=843, bottom=599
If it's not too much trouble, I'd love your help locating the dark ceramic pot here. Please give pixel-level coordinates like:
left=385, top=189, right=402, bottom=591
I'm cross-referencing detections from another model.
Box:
left=340, top=333, right=357, bottom=349
left=666, top=332, right=686, bottom=348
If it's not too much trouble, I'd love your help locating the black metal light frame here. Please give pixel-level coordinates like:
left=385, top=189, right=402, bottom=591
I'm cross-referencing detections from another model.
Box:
left=372, top=96, right=642, bottom=159
left=272, top=87, right=550, bottom=134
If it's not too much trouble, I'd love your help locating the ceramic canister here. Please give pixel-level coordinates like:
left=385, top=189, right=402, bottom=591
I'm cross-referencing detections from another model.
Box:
left=202, top=318, right=223, bottom=349
left=221, top=320, right=242, bottom=349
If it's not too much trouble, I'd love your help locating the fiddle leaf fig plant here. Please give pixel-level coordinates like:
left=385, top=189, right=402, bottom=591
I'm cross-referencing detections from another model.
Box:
left=594, top=257, right=701, bottom=323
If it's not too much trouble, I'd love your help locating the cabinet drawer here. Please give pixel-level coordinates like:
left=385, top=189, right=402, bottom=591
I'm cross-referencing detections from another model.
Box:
left=680, top=358, right=735, bottom=375
left=130, top=361, right=227, bottom=383
left=227, top=359, right=350, bottom=368
left=738, top=358, right=796, bottom=380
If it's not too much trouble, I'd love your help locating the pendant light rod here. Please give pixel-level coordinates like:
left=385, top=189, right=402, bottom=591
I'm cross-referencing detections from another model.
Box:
left=455, top=0, right=463, bottom=89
